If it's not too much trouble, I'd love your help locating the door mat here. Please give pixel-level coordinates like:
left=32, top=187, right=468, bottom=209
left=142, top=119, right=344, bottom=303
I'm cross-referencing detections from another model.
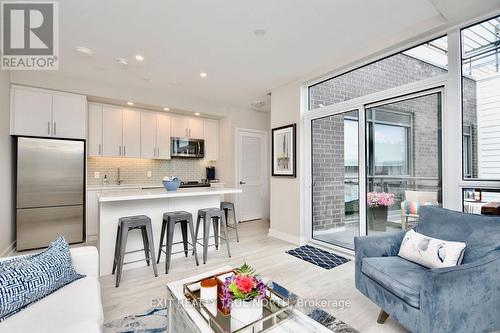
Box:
left=286, top=245, right=350, bottom=269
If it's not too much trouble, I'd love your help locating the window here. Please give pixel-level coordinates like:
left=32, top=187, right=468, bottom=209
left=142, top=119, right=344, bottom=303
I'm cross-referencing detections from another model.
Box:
left=308, top=36, right=448, bottom=110
left=311, top=111, right=359, bottom=249
left=367, top=110, right=411, bottom=177
left=461, top=15, right=500, bottom=180
left=366, top=92, right=442, bottom=234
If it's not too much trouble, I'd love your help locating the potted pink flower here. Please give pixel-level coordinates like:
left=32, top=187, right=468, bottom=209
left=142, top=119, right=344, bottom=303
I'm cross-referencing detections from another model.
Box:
left=367, top=192, right=395, bottom=231
left=221, top=263, right=267, bottom=329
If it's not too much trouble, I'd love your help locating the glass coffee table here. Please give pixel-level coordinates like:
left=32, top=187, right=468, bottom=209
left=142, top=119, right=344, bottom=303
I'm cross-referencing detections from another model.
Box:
left=166, top=266, right=332, bottom=333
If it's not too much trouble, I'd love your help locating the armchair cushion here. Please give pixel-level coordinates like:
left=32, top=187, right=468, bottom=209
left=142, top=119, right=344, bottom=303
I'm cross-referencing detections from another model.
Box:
left=417, top=206, right=500, bottom=263
left=362, top=256, right=427, bottom=308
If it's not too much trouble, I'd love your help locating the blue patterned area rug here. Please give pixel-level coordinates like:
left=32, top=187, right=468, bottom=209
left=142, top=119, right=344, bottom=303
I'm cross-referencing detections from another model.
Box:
left=286, top=245, right=350, bottom=269
left=104, top=307, right=358, bottom=333
left=104, top=307, right=167, bottom=333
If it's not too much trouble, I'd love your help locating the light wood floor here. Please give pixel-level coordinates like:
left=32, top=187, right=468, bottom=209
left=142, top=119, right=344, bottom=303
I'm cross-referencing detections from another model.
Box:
left=100, top=219, right=408, bottom=333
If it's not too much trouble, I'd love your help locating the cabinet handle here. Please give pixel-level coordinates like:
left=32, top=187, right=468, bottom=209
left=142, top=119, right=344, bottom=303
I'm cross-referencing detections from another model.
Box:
left=154, top=147, right=156, bottom=157
left=53, top=122, right=56, bottom=135
left=119, top=146, right=122, bottom=156
left=47, top=122, right=50, bottom=135
left=98, top=144, right=102, bottom=155
left=123, top=145, right=126, bottom=156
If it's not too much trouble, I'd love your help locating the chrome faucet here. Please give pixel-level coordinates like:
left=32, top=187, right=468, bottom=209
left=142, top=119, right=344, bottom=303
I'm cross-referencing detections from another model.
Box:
left=117, top=168, right=124, bottom=185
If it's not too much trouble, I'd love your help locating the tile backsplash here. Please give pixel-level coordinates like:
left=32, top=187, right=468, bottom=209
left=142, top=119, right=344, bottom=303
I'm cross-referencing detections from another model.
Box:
left=87, top=157, right=213, bottom=186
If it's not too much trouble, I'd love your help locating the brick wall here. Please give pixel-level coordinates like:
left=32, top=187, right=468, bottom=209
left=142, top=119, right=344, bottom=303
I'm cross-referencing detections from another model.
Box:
left=310, top=54, right=477, bottom=232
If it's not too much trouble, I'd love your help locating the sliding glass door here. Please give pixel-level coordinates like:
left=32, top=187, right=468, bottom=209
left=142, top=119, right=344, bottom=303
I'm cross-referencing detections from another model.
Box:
left=366, top=92, right=442, bottom=234
left=311, top=111, right=359, bottom=249
left=310, top=90, right=443, bottom=250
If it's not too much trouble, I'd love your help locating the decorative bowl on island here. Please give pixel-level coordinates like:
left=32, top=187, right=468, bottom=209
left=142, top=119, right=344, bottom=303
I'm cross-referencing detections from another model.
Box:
left=162, top=177, right=180, bottom=191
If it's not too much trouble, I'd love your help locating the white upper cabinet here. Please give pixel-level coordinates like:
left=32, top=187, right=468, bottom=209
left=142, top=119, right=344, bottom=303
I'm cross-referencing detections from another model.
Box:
left=203, top=119, right=219, bottom=161
left=141, top=112, right=171, bottom=159
left=88, top=103, right=103, bottom=157
left=140, top=112, right=157, bottom=159
left=11, top=86, right=86, bottom=139
left=156, top=113, right=171, bottom=159
left=122, top=109, right=141, bottom=158
left=170, top=116, right=189, bottom=138
left=52, top=93, right=87, bottom=139
left=88, top=103, right=214, bottom=160
left=170, top=115, right=204, bottom=139
left=102, top=106, right=123, bottom=157
left=188, top=118, right=204, bottom=139
left=11, top=87, right=52, bottom=137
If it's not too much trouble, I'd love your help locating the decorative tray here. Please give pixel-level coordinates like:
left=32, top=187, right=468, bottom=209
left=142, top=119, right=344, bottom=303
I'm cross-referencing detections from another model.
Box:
left=183, top=269, right=294, bottom=333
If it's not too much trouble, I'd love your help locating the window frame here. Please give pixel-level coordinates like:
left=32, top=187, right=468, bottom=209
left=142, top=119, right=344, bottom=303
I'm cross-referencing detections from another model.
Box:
left=460, top=14, right=500, bottom=182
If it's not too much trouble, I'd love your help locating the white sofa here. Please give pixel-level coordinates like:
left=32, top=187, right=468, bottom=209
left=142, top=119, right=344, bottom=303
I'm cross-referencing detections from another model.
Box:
left=0, top=246, right=104, bottom=333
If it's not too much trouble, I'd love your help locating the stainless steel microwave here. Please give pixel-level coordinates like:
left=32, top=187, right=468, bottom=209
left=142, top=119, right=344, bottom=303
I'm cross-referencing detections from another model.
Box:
left=171, top=137, right=205, bottom=158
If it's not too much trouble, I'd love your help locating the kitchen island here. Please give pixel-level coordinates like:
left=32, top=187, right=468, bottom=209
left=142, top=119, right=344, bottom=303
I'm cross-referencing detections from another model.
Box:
left=98, top=187, right=242, bottom=276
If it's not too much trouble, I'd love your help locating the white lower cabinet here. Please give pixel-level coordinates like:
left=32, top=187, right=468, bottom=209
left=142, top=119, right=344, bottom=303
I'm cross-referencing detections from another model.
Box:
left=86, top=190, right=100, bottom=240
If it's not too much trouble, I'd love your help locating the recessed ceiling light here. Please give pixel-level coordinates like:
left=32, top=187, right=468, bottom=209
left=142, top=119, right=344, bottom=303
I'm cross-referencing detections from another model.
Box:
left=254, top=29, right=266, bottom=37
left=194, top=112, right=201, bottom=116
left=74, top=46, right=94, bottom=57
left=135, top=54, right=144, bottom=62
left=127, top=101, right=134, bottom=106
left=199, top=72, right=207, bottom=78
left=116, top=58, right=129, bottom=66
left=163, top=107, right=170, bottom=111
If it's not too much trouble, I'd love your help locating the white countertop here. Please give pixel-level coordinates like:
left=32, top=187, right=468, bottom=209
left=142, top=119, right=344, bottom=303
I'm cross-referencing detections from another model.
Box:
left=97, top=187, right=241, bottom=202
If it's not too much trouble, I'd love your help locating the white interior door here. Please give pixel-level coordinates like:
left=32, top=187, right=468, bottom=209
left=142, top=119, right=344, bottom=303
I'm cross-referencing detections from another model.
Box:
left=237, top=129, right=267, bottom=221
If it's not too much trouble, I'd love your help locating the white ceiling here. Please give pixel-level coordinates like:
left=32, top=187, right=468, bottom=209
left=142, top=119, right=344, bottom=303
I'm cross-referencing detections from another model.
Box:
left=48, top=0, right=500, bottom=111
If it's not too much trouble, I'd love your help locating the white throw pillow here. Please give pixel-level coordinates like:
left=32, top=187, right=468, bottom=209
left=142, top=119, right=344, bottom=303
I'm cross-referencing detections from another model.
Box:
left=398, top=230, right=466, bottom=269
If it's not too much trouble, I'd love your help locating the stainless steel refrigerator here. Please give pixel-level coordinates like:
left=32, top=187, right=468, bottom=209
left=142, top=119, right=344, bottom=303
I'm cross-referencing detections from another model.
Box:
left=16, top=137, right=85, bottom=250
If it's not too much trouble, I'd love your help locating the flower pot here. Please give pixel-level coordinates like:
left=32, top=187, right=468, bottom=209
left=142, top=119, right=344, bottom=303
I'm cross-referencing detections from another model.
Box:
left=230, top=299, right=263, bottom=332
left=368, top=206, right=388, bottom=232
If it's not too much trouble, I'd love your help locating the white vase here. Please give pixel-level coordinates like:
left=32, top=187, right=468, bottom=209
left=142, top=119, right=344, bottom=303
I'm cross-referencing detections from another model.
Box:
left=231, top=299, right=263, bottom=332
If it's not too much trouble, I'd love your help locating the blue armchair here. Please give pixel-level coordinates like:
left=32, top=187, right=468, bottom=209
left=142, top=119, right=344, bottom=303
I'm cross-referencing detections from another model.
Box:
left=355, top=206, right=500, bottom=333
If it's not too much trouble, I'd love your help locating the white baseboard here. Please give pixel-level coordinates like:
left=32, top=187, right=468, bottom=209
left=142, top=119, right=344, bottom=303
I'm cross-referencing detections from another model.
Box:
left=1, top=241, right=16, bottom=258
left=268, top=228, right=304, bottom=245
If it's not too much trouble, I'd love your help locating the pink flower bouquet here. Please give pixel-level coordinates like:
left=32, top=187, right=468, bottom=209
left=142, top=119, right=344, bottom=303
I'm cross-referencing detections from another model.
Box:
left=221, top=263, right=267, bottom=310
left=367, top=192, right=395, bottom=207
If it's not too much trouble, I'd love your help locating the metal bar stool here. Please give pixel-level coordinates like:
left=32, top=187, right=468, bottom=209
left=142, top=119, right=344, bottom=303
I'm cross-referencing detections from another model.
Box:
left=112, top=215, right=158, bottom=287
left=194, top=208, right=231, bottom=264
left=157, top=211, right=199, bottom=274
left=220, top=201, right=239, bottom=242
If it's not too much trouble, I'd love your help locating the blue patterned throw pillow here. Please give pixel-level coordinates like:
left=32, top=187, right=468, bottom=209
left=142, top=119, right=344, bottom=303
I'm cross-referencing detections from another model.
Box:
left=0, top=236, right=85, bottom=321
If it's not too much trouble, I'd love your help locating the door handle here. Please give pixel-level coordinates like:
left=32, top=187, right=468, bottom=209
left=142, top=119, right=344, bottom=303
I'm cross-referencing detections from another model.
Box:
left=240, top=181, right=246, bottom=185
